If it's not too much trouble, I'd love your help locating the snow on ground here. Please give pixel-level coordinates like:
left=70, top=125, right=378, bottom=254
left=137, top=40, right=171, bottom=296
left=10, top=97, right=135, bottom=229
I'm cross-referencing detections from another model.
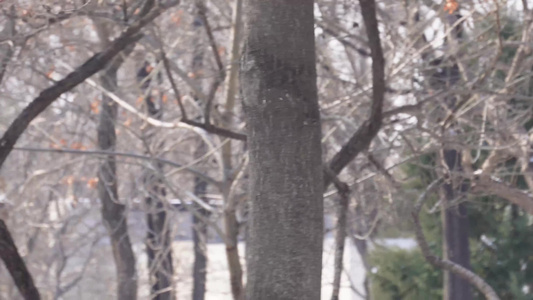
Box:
left=63, top=236, right=415, bottom=299
left=53, top=211, right=415, bottom=299
left=65, top=238, right=364, bottom=299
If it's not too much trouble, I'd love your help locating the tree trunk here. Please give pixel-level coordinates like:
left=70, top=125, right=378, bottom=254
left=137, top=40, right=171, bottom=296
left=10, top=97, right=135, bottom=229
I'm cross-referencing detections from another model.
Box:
left=222, top=185, right=244, bottom=300
left=189, top=10, right=211, bottom=300
left=441, top=149, right=472, bottom=300
left=143, top=95, right=174, bottom=299
left=192, top=175, right=210, bottom=300
left=0, top=4, right=171, bottom=299
left=144, top=170, right=173, bottom=300
left=426, top=11, right=471, bottom=298
left=221, top=1, right=245, bottom=298
left=98, top=68, right=137, bottom=300
left=241, top=1, right=323, bottom=299
left=331, top=185, right=349, bottom=300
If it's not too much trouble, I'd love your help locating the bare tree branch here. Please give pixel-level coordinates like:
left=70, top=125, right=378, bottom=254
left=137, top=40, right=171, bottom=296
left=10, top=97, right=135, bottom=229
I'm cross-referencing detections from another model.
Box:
left=324, top=0, right=385, bottom=188
left=196, top=0, right=225, bottom=75
left=461, top=142, right=533, bottom=215
left=0, top=6, right=16, bottom=86
left=182, top=119, right=246, bottom=141
left=195, top=0, right=225, bottom=125
left=412, top=178, right=500, bottom=300
left=57, top=66, right=246, bottom=142
left=317, top=21, right=370, bottom=57
left=160, top=45, right=186, bottom=119
left=0, top=4, right=179, bottom=297
left=0, top=0, right=180, bottom=168
left=0, top=220, right=40, bottom=300
left=12, top=146, right=221, bottom=188
left=471, top=176, right=533, bottom=215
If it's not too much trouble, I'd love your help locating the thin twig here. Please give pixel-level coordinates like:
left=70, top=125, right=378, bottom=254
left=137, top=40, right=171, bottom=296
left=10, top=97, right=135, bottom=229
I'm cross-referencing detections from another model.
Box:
left=12, top=146, right=221, bottom=188
left=204, top=76, right=223, bottom=124
left=196, top=0, right=225, bottom=74
left=160, top=44, right=187, bottom=119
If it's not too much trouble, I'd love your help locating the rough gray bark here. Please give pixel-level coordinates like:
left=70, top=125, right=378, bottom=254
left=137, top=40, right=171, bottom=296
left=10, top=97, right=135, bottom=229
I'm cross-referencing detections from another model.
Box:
left=241, top=1, right=323, bottom=299
left=98, top=66, right=138, bottom=300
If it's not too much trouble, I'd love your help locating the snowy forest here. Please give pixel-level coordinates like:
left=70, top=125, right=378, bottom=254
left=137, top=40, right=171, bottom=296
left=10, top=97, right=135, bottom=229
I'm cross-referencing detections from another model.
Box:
left=0, top=0, right=532, bottom=299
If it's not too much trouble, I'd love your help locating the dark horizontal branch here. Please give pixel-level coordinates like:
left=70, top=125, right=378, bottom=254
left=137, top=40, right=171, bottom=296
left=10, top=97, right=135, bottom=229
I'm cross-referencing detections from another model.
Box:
left=181, top=119, right=246, bottom=141
left=182, top=98, right=417, bottom=143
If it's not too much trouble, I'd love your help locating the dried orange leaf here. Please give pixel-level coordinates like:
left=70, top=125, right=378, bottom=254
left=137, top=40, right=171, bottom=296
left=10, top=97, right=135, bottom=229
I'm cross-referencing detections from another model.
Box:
left=90, top=99, right=100, bottom=114
left=136, top=96, right=144, bottom=106
left=66, top=176, right=75, bottom=185
left=444, top=0, right=459, bottom=14
left=218, top=46, right=226, bottom=56
left=70, top=142, right=87, bottom=150
left=87, top=178, right=99, bottom=189
left=46, top=67, right=55, bottom=79
left=171, top=10, right=183, bottom=25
